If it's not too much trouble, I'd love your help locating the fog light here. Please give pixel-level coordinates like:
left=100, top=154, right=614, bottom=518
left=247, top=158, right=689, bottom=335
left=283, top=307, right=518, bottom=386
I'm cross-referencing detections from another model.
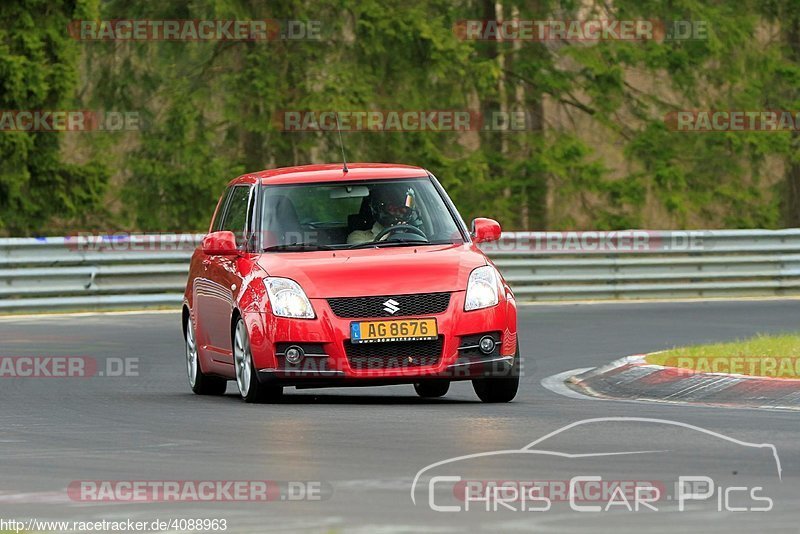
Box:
left=285, top=346, right=304, bottom=365
left=479, top=336, right=496, bottom=354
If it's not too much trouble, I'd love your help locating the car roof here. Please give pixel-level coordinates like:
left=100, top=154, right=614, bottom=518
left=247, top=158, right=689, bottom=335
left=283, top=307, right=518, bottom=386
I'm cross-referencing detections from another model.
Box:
left=227, top=163, right=430, bottom=187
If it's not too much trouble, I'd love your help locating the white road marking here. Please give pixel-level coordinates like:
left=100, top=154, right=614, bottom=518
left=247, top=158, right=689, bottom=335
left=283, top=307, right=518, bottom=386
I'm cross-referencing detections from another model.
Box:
left=540, top=368, right=594, bottom=400
left=0, top=309, right=177, bottom=321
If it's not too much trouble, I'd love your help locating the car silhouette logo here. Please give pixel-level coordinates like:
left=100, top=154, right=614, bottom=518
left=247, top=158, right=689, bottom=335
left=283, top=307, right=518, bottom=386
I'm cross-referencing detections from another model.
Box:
left=383, top=299, right=400, bottom=314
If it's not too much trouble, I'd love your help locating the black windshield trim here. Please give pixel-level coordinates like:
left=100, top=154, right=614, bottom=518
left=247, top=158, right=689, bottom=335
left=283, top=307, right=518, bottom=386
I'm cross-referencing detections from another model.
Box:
left=343, top=240, right=457, bottom=250
left=263, top=243, right=336, bottom=252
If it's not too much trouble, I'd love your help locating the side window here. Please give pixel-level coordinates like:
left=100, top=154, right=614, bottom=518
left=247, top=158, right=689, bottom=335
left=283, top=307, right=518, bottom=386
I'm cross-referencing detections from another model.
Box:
left=218, top=186, right=252, bottom=247
left=210, top=187, right=233, bottom=232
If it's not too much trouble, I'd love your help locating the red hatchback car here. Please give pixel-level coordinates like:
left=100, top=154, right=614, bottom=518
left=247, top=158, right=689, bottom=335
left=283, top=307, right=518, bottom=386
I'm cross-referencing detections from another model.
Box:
left=182, top=163, right=519, bottom=403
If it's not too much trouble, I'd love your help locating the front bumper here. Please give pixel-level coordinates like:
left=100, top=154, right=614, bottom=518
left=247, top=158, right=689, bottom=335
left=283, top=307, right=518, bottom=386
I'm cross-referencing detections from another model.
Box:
left=243, top=290, right=518, bottom=385
left=256, top=355, right=517, bottom=388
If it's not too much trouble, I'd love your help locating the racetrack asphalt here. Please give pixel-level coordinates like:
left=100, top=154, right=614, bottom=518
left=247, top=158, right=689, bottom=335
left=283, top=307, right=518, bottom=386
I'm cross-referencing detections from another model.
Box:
left=0, top=300, right=799, bottom=532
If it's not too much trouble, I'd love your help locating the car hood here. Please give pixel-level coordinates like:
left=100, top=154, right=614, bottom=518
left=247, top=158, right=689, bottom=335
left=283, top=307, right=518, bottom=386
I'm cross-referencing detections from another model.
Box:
left=256, top=243, right=486, bottom=298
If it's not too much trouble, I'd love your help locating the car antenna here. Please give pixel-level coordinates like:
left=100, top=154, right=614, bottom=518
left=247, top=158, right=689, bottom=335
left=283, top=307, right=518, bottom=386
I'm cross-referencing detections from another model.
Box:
left=334, top=112, right=349, bottom=173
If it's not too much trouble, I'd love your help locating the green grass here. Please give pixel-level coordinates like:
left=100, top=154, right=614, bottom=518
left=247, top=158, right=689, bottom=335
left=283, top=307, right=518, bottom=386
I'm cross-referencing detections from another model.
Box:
left=646, top=333, right=800, bottom=378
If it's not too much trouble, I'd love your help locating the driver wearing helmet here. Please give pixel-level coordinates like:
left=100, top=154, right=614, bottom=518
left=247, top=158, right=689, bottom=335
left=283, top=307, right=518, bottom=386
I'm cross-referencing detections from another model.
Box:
left=347, top=184, right=422, bottom=244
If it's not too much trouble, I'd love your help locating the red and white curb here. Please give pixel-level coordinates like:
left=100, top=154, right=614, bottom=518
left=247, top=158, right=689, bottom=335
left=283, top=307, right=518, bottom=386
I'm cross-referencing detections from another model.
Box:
left=552, top=355, right=800, bottom=411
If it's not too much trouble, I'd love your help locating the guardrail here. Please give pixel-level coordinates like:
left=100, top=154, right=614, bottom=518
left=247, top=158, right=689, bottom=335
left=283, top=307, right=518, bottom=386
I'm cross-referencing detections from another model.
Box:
left=0, top=230, right=798, bottom=312
left=0, top=235, right=203, bottom=312
left=485, top=230, right=800, bottom=300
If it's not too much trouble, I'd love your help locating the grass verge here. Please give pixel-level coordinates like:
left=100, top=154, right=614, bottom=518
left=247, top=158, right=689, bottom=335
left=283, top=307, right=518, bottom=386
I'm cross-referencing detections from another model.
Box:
left=645, top=333, right=800, bottom=378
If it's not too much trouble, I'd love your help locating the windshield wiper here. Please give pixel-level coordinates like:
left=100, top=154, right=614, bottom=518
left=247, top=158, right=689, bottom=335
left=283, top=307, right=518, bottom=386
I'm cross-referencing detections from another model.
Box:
left=263, top=243, right=335, bottom=252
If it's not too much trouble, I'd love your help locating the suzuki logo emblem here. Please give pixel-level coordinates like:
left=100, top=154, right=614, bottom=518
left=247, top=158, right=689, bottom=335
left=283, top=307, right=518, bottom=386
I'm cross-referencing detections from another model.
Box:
left=383, top=298, right=400, bottom=315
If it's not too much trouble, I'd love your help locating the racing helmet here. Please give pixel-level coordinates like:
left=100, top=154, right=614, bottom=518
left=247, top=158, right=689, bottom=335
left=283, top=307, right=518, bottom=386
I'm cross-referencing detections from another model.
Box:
left=369, top=184, right=422, bottom=229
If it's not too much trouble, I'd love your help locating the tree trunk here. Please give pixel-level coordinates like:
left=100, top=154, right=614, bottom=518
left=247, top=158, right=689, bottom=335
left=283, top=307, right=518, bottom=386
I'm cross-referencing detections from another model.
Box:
left=784, top=12, right=800, bottom=226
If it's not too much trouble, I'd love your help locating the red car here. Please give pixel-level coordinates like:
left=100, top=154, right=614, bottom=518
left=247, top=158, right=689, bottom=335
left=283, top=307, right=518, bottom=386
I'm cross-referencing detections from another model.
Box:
left=182, top=163, right=519, bottom=403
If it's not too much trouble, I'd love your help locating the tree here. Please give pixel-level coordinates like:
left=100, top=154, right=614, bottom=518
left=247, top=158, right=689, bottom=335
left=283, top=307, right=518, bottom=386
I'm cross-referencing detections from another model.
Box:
left=9, top=0, right=793, bottom=234
left=0, top=0, right=108, bottom=236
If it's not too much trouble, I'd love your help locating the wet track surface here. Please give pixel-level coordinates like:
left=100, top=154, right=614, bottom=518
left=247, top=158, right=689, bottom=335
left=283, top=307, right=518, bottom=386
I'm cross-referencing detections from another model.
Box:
left=1, top=300, right=799, bottom=532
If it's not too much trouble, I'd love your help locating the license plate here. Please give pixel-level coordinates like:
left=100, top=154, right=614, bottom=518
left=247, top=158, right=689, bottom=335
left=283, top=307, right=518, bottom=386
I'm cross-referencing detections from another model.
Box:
left=350, top=318, right=438, bottom=344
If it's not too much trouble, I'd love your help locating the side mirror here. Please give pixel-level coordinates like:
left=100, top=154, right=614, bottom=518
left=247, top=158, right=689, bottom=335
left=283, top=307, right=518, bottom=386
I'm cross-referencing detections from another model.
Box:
left=202, top=231, right=239, bottom=256
left=471, top=218, right=502, bottom=243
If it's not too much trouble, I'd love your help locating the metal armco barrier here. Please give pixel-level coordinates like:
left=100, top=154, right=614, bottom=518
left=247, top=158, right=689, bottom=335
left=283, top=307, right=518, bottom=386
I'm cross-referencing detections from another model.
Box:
left=0, top=235, right=203, bottom=312
left=0, top=229, right=799, bottom=312
left=486, top=229, right=800, bottom=300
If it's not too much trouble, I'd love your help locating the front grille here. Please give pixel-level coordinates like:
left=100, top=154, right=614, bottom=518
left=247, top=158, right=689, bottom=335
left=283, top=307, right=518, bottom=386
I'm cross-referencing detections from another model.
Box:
left=327, top=293, right=451, bottom=319
left=345, top=337, right=444, bottom=370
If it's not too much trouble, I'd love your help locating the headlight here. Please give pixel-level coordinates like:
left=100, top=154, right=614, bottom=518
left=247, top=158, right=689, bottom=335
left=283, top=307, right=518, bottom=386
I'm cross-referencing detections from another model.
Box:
left=265, top=277, right=315, bottom=319
left=464, top=265, right=499, bottom=311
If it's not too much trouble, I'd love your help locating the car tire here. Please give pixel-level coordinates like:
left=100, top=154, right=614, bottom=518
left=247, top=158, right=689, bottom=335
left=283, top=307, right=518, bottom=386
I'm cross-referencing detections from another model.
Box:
left=233, top=318, right=283, bottom=404
left=472, top=343, right=520, bottom=403
left=185, top=316, right=228, bottom=396
left=414, top=380, right=450, bottom=398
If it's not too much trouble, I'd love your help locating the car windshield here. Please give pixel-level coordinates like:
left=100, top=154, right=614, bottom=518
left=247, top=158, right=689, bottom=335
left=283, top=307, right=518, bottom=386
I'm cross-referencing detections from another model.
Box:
left=260, top=178, right=464, bottom=251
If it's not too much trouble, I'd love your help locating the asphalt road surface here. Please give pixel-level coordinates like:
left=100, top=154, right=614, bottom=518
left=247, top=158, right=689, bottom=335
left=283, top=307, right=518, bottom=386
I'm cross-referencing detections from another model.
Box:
left=1, top=299, right=799, bottom=533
